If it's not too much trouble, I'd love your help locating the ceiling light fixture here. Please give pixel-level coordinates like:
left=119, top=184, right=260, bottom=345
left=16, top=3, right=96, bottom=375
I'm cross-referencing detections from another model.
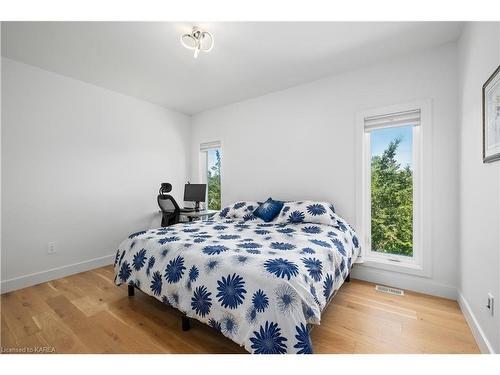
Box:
left=180, top=27, right=214, bottom=59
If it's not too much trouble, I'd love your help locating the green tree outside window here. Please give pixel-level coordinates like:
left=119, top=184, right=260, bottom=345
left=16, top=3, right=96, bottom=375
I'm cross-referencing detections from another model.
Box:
left=207, top=149, right=221, bottom=210
left=371, top=137, right=413, bottom=256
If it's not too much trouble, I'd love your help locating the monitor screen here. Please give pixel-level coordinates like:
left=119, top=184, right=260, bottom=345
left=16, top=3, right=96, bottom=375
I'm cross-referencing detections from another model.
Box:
left=184, top=184, right=206, bottom=202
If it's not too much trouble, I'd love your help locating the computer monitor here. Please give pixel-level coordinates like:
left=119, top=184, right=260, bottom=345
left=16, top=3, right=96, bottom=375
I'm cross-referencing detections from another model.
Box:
left=183, top=183, right=206, bottom=211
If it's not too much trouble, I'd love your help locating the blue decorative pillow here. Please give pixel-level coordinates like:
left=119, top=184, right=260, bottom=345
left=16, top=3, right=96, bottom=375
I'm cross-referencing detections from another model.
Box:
left=253, top=198, right=284, bottom=222
left=275, top=201, right=337, bottom=226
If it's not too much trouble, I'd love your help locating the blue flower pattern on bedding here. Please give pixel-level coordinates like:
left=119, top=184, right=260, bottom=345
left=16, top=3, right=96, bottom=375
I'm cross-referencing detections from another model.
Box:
left=191, top=285, right=212, bottom=317
left=216, top=273, right=247, bottom=309
left=294, top=323, right=313, bottom=354
left=164, top=256, right=186, bottom=284
left=250, top=321, right=288, bottom=354
left=216, top=201, right=263, bottom=222
left=150, top=271, right=163, bottom=296
left=252, top=289, right=269, bottom=312
left=132, top=249, right=147, bottom=271
left=114, top=211, right=360, bottom=354
left=276, top=201, right=338, bottom=227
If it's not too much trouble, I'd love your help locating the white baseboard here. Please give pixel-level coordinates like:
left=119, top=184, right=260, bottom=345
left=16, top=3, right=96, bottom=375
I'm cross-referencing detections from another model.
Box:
left=0, top=254, right=115, bottom=294
left=351, top=265, right=457, bottom=300
left=457, top=291, right=495, bottom=354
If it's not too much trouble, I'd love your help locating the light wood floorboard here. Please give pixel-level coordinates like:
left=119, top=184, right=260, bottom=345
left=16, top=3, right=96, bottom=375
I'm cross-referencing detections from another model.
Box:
left=0, top=265, right=479, bottom=354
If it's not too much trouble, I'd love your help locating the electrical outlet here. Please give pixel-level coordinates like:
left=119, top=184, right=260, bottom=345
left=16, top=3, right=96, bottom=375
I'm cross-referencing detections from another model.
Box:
left=487, top=293, right=495, bottom=316
left=47, top=242, right=56, bottom=254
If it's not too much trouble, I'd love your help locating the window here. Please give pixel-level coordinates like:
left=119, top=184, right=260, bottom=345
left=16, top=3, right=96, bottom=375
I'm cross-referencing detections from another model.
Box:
left=200, top=141, right=221, bottom=210
left=362, top=108, right=422, bottom=266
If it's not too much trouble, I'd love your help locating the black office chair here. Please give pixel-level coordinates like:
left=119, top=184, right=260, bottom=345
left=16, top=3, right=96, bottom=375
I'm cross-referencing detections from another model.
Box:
left=157, top=183, right=180, bottom=227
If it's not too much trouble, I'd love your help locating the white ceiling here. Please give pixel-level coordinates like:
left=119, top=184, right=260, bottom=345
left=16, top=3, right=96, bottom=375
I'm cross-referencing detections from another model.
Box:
left=1, top=22, right=463, bottom=115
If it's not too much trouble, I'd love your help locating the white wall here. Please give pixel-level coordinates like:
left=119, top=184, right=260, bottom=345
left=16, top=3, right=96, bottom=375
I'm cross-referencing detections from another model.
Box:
left=457, top=22, right=500, bottom=354
left=3, top=24, right=498, bottom=353
left=191, top=43, right=460, bottom=299
left=1, top=58, right=191, bottom=292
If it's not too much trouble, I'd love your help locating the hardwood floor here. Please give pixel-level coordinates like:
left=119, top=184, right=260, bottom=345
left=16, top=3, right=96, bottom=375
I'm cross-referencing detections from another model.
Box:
left=0, top=265, right=479, bottom=354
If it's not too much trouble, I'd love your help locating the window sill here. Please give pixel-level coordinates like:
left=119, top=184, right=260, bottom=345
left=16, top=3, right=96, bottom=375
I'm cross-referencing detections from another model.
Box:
left=359, top=255, right=430, bottom=278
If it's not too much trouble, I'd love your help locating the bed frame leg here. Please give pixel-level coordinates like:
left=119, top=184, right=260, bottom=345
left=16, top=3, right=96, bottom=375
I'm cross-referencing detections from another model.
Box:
left=345, top=273, right=351, bottom=283
left=182, top=316, right=191, bottom=331
left=128, top=285, right=135, bottom=297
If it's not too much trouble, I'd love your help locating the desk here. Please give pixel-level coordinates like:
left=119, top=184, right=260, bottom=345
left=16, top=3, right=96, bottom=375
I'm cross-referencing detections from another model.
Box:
left=180, top=210, right=218, bottom=222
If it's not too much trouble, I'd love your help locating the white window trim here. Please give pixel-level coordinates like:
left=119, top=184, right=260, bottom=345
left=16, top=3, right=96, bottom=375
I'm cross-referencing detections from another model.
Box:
left=355, top=100, right=433, bottom=278
left=199, top=141, right=222, bottom=209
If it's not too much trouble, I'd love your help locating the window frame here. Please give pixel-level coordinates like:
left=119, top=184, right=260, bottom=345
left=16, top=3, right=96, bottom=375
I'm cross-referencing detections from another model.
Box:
left=355, top=100, right=432, bottom=277
left=199, top=141, right=222, bottom=210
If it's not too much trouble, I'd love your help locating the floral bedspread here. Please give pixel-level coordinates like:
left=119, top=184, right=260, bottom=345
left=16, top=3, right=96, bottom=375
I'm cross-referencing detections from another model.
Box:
left=114, top=215, right=360, bottom=354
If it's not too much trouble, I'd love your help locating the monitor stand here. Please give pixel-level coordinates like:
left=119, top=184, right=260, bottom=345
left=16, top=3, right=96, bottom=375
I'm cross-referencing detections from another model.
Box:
left=194, top=201, right=201, bottom=212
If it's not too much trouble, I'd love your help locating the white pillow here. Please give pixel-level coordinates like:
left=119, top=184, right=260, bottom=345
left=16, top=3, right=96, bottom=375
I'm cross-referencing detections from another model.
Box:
left=215, top=201, right=261, bottom=221
left=275, top=201, right=337, bottom=226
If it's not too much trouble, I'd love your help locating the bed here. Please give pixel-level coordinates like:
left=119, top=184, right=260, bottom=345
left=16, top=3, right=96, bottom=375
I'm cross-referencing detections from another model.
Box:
left=114, top=200, right=361, bottom=354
